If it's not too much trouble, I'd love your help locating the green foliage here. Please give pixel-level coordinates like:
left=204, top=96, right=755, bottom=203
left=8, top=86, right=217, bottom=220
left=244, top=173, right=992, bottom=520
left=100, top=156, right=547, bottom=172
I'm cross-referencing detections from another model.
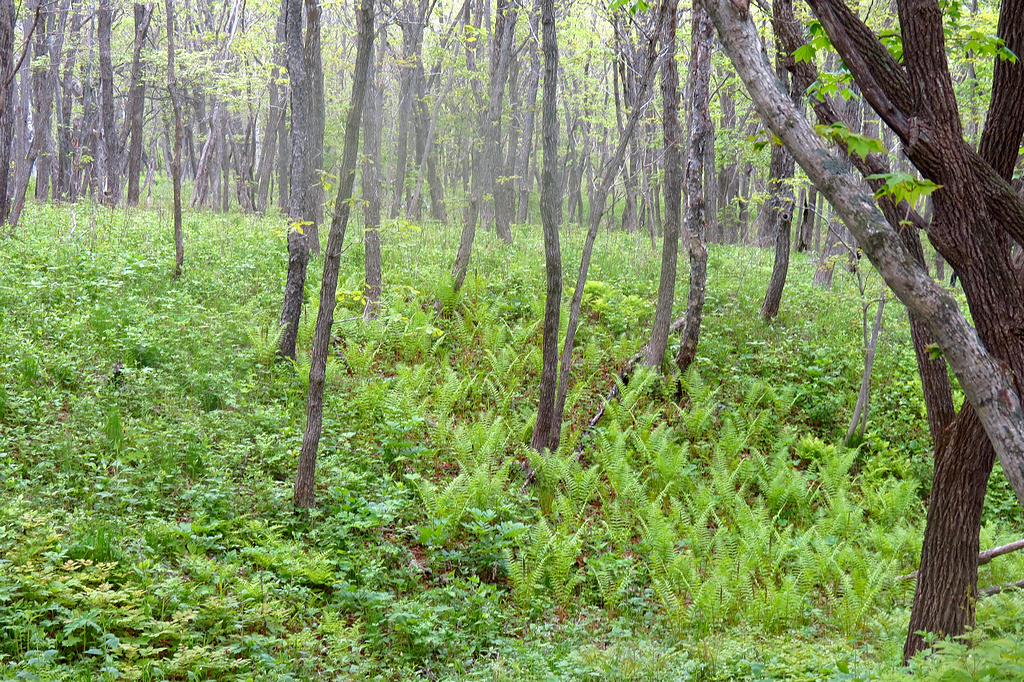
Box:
left=3, top=202, right=1016, bottom=681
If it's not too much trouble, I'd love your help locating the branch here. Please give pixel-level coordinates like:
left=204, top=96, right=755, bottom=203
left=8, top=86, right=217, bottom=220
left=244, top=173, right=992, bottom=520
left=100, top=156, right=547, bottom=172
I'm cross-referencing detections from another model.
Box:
left=705, top=0, right=1024, bottom=509
left=896, top=538, right=1024, bottom=581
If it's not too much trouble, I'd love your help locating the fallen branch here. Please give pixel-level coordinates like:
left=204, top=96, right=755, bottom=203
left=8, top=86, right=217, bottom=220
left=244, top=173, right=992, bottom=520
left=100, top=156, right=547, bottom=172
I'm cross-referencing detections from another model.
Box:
left=895, top=538, right=1024, bottom=581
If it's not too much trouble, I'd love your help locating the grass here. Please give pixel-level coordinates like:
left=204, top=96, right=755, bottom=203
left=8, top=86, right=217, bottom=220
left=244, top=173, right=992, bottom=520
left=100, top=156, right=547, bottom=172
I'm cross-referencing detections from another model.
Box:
left=1, top=199, right=1023, bottom=681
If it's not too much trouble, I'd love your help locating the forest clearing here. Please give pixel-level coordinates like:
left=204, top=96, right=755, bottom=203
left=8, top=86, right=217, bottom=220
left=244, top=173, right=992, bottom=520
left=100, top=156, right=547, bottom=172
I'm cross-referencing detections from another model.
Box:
left=1, top=0, right=1024, bottom=678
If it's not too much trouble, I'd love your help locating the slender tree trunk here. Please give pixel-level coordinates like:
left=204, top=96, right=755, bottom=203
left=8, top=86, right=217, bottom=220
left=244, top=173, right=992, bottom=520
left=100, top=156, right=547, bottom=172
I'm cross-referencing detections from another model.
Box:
left=0, top=0, right=14, bottom=228
left=166, top=0, right=183, bottom=279
left=277, top=0, right=314, bottom=360
left=293, top=0, right=373, bottom=509
left=644, top=0, right=681, bottom=369
left=32, top=0, right=62, bottom=203
left=126, top=3, right=153, bottom=206
left=98, top=0, right=119, bottom=206
left=304, top=0, right=324, bottom=251
left=452, top=0, right=518, bottom=289
left=530, top=0, right=561, bottom=453
left=673, top=0, right=713, bottom=375
left=255, top=13, right=284, bottom=214
left=362, top=35, right=383, bottom=321
left=548, top=5, right=668, bottom=441
left=515, top=0, right=541, bottom=225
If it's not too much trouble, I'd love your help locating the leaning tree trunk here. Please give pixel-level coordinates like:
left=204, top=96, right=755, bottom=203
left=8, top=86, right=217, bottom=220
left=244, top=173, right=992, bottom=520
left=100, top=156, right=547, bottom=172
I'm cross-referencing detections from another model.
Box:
left=293, top=0, right=373, bottom=509
left=126, top=3, right=153, bottom=206
left=673, top=0, right=713, bottom=376
left=705, top=2, right=1024, bottom=667
left=644, top=0, right=681, bottom=369
left=529, top=0, right=562, bottom=454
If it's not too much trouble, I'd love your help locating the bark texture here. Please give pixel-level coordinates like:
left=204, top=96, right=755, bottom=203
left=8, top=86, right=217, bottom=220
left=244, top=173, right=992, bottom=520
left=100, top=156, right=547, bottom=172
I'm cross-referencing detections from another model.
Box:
left=673, top=0, right=713, bottom=376
left=644, top=0, right=680, bottom=369
left=530, top=0, right=561, bottom=453
left=293, top=0, right=373, bottom=509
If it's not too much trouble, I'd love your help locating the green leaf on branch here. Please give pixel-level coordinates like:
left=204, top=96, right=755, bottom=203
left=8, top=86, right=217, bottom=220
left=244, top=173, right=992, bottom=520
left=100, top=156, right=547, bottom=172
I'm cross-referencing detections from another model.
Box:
left=813, top=122, right=887, bottom=160
left=866, top=172, right=943, bottom=205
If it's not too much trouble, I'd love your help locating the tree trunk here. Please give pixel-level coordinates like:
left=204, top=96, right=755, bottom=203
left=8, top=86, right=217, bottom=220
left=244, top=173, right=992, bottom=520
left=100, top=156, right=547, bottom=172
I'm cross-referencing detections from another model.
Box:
left=644, top=0, right=681, bottom=369
left=548, top=5, right=668, bottom=443
left=673, top=0, right=713, bottom=376
left=362, top=34, right=383, bottom=321
left=515, top=0, right=541, bottom=225
left=0, top=0, right=14, bottom=228
left=304, top=0, right=324, bottom=251
left=125, top=3, right=153, bottom=206
left=277, top=0, right=314, bottom=360
left=166, top=0, right=184, bottom=279
left=98, top=0, right=119, bottom=206
left=705, top=8, right=1024, bottom=667
left=293, top=0, right=373, bottom=509
left=530, top=0, right=561, bottom=454
left=255, top=12, right=284, bottom=214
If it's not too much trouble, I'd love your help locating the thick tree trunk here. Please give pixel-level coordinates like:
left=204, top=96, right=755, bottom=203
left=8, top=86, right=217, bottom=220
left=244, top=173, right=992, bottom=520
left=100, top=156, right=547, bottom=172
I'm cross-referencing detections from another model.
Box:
left=644, top=0, right=681, bottom=369
left=293, top=0, right=373, bottom=509
left=530, top=0, right=561, bottom=454
left=673, top=0, right=713, bottom=376
left=706, top=8, right=1024, bottom=642
left=126, top=3, right=154, bottom=206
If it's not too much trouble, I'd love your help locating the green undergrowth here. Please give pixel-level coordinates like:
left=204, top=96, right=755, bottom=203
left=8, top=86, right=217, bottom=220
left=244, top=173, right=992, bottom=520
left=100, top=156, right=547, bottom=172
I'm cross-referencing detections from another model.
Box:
left=2, top=201, right=1023, bottom=681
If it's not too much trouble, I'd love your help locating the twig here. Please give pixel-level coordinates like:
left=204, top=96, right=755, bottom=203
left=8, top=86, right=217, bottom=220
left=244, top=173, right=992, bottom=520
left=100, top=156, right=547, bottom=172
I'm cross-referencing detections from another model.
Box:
left=980, top=579, right=1024, bottom=597
left=895, top=538, right=1024, bottom=581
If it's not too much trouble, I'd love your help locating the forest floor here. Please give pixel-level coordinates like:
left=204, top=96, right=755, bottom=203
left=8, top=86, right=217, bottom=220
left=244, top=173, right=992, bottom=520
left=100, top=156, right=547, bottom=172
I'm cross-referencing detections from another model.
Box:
left=2, top=202, right=1024, bottom=681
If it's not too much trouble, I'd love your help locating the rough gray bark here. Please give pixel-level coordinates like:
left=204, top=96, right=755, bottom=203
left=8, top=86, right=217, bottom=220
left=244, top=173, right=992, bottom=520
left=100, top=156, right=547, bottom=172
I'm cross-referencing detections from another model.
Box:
left=126, top=3, right=153, bottom=206
left=529, top=0, right=561, bottom=453
left=705, top=0, right=1024, bottom=506
left=293, top=0, right=373, bottom=509
left=673, top=0, right=713, bottom=376
left=644, top=0, right=680, bottom=369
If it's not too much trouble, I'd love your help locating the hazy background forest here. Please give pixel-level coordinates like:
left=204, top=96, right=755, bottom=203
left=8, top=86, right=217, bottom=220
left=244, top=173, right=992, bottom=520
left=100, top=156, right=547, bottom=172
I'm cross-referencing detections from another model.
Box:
left=2, top=0, right=1024, bottom=679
